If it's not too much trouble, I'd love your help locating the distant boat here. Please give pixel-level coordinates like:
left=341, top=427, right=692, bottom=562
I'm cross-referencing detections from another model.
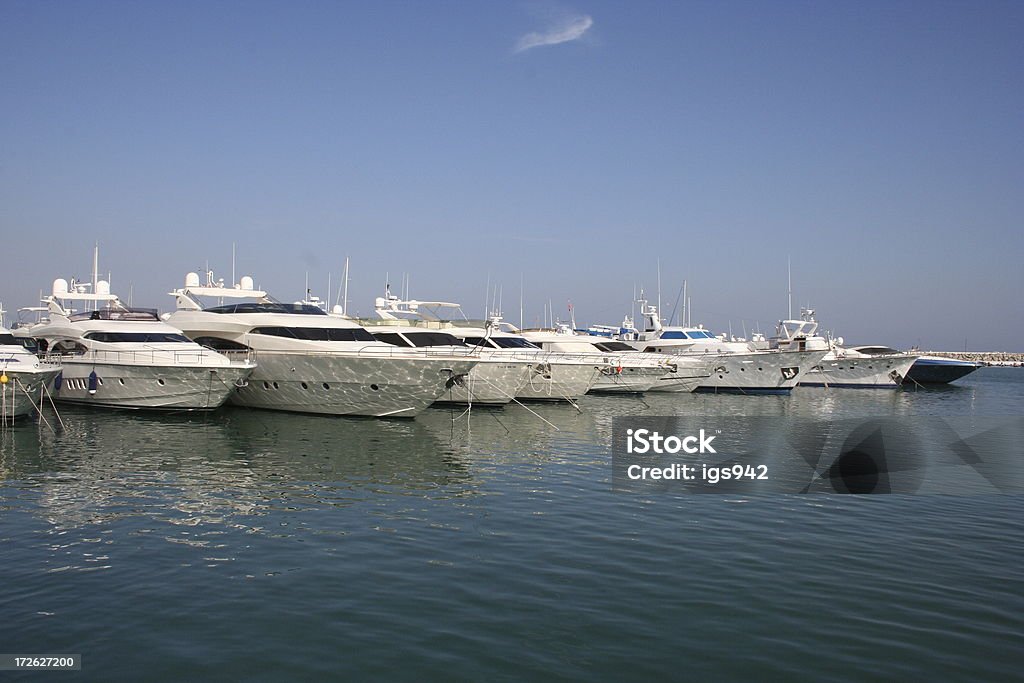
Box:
left=904, top=356, right=982, bottom=384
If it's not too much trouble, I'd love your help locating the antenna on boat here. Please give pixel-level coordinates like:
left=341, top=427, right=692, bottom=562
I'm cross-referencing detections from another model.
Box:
left=483, top=272, right=490, bottom=319
left=682, top=280, right=687, bottom=328
left=687, top=296, right=691, bottom=327
left=519, top=273, right=524, bottom=330
left=231, top=242, right=236, bottom=286
left=787, top=256, right=792, bottom=320
left=657, top=259, right=662, bottom=326
left=91, top=243, right=99, bottom=312
left=342, top=257, right=350, bottom=316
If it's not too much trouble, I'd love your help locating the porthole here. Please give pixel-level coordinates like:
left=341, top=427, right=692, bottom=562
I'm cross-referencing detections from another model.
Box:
left=272, top=381, right=279, bottom=389
left=97, top=378, right=104, bottom=386
left=301, top=382, right=308, bottom=390
left=118, top=378, right=125, bottom=385
left=263, top=381, right=270, bottom=389
left=740, top=368, right=745, bottom=372
left=322, top=382, right=330, bottom=390
left=157, top=379, right=165, bottom=386
left=370, top=384, right=380, bottom=391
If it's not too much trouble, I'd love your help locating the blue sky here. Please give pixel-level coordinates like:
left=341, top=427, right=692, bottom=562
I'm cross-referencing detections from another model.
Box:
left=2, top=0, right=1021, bottom=350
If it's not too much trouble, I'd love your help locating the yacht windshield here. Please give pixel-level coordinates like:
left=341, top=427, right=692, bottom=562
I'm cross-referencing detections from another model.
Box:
left=0, top=333, right=18, bottom=346
left=205, top=302, right=328, bottom=315
left=84, top=332, right=192, bottom=343
left=251, top=326, right=376, bottom=342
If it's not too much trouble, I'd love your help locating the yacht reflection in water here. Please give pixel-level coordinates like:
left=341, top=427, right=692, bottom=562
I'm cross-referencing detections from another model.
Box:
left=5, top=407, right=477, bottom=534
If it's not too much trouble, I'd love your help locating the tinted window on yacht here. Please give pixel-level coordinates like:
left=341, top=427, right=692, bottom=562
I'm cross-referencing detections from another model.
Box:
left=193, top=336, right=250, bottom=351
left=205, top=302, right=328, bottom=315
left=594, top=341, right=635, bottom=352
left=250, top=327, right=376, bottom=342
left=490, top=337, right=541, bottom=349
left=405, top=333, right=466, bottom=348
left=84, top=332, right=192, bottom=343
left=0, top=333, right=17, bottom=346
left=462, top=336, right=498, bottom=349
left=69, top=308, right=159, bottom=322
left=373, top=332, right=412, bottom=347
left=690, top=331, right=715, bottom=339
left=660, top=331, right=690, bottom=340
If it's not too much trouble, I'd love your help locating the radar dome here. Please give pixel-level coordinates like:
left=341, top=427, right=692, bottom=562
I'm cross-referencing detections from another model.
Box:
left=52, top=278, right=68, bottom=296
left=240, top=276, right=254, bottom=290
left=185, top=272, right=200, bottom=287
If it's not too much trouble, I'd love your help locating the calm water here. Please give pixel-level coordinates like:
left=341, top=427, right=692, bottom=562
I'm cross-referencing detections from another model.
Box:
left=1, top=368, right=1022, bottom=680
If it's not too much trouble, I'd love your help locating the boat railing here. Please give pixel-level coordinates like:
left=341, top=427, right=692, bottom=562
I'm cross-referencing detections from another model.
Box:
left=45, top=348, right=251, bottom=367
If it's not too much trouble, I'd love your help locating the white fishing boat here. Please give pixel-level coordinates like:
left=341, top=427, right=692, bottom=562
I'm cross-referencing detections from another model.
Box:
left=373, top=295, right=600, bottom=402
left=593, top=298, right=826, bottom=394
left=770, top=309, right=918, bottom=388
left=167, top=272, right=479, bottom=417
left=22, top=277, right=254, bottom=411
left=0, top=308, right=62, bottom=421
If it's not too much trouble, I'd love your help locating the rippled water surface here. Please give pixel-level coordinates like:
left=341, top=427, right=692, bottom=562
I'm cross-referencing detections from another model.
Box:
left=1, top=368, right=1022, bottom=680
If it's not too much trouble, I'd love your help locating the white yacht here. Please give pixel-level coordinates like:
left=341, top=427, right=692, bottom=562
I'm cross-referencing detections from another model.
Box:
left=0, top=308, right=62, bottom=420
left=360, top=321, right=530, bottom=406
left=770, top=309, right=918, bottom=388
left=166, top=272, right=479, bottom=418
left=373, top=295, right=600, bottom=402
left=593, top=298, right=826, bottom=394
left=23, top=278, right=254, bottom=411
left=520, top=324, right=710, bottom=394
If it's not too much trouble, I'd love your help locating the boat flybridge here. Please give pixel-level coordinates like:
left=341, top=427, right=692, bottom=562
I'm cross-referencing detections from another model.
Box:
left=372, top=293, right=600, bottom=402
left=21, top=277, right=254, bottom=411
left=520, top=323, right=712, bottom=394
left=166, top=272, right=479, bottom=417
left=592, top=298, right=827, bottom=393
left=769, top=309, right=918, bottom=388
left=0, top=306, right=62, bottom=420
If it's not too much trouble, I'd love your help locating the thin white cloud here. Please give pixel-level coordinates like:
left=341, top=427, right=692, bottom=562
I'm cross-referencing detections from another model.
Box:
left=515, top=14, right=593, bottom=53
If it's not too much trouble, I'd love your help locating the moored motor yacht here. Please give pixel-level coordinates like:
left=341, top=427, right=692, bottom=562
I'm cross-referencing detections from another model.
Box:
left=0, top=308, right=62, bottom=420
left=769, top=309, right=918, bottom=388
left=903, top=355, right=982, bottom=384
left=22, top=277, right=254, bottom=411
left=373, top=294, right=600, bottom=402
left=593, top=298, right=826, bottom=393
left=166, top=272, right=479, bottom=417
left=520, top=324, right=710, bottom=394
left=360, top=320, right=531, bottom=406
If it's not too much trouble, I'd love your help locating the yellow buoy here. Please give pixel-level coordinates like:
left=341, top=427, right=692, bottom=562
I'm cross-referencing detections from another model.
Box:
left=0, top=373, right=8, bottom=384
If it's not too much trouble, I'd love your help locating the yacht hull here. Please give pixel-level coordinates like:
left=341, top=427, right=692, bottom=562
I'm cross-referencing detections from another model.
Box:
left=677, top=350, right=826, bottom=393
left=434, top=360, right=530, bottom=406
left=904, top=357, right=981, bottom=384
left=800, top=354, right=918, bottom=388
left=0, top=366, right=62, bottom=419
left=590, top=365, right=664, bottom=393
left=51, top=360, right=252, bottom=410
left=516, top=362, right=600, bottom=401
left=229, top=353, right=478, bottom=417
